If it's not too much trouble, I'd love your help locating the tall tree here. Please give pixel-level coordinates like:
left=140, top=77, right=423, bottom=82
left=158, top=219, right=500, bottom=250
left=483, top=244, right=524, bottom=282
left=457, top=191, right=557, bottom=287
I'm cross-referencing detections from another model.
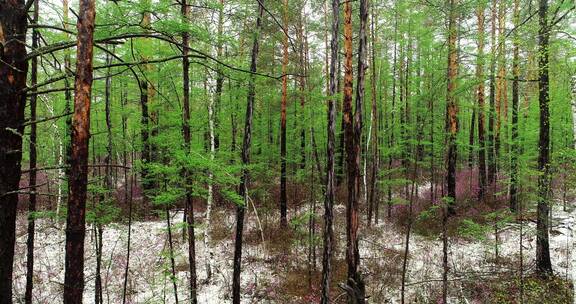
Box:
left=445, top=0, right=459, bottom=215
left=181, top=0, right=198, bottom=301
left=280, top=0, right=289, bottom=228
left=443, top=0, right=459, bottom=300
left=0, top=1, right=28, bottom=301
left=25, top=0, right=39, bottom=302
left=509, top=0, right=520, bottom=212
left=476, top=1, right=487, bottom=200
left=320, top=0, right=340, bottom=301
left=232, top=1, right=264, bottom=302
left=367, top=4, right=379, bottom=226
left=487, top=0, right=497, bottom=185
left=64, top=0, right=96, bottom=302
left=342, top=0, right=367, bottom=301
left=535, top=0, right=553, bottom=276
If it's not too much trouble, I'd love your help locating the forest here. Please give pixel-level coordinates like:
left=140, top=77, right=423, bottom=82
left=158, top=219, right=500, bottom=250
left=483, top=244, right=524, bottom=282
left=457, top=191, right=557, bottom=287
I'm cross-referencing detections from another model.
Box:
left=0, top=0, right=575, bottom=303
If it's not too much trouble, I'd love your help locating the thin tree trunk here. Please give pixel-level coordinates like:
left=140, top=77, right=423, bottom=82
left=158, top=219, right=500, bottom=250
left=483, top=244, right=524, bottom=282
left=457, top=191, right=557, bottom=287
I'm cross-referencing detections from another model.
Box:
left=121, top=88, right=133, bottom=304
left=320, top=0, right=339, bottom=301
left=445, top=0, right=459, bottom=216
left=468, top=108, right=476, bottom=169
left=367, top=6, right=379, bottom=226
left=181, top=0, right=198, bottom=300
left=64, top=0, right=96, bottom=302
left=204, top=75, right=216, bottom=282
left=535, top=0, right=553, bottom=276
left=387, top=8, right=399, bottom=218
left=232, top=2, right=264, bottom=303
left=443, top=0, right=458, bottom=300
left=509, top=0, right=520, bottom=213
left=25, top=2, right=39, bottom=302
left=214, top=0, right=224, bottom=151
left=476, top=2, right=487, bottom=200
left=298, top=10, right=307, bottom=171
left=487, top=0, right=497, bottom=186
left=166, top=208, right=179, bottom=304
left=280, top=0, right=289, bottom=228
left=401, top=138, right=420, bottom=304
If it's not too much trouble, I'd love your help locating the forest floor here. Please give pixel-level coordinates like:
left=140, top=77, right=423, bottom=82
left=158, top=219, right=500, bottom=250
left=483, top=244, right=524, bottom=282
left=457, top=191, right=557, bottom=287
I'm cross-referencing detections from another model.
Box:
left=11, top=195, right=575, bottom=303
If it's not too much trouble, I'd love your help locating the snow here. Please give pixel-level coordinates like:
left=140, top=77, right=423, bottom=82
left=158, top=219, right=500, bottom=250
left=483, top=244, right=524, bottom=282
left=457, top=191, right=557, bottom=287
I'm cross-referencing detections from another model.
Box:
left=11, top=203, right=575, bottom=303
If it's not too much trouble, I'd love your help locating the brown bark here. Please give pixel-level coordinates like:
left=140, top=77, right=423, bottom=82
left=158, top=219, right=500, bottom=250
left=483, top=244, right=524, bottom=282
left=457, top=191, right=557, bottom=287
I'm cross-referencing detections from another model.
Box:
left=232, top=2, right=264, bottom=303
left=0, top=2, right=28, bottom=301
left=181, top=0, right=198, bottom=301
left=25, top=1, right=39, bottom=302
left=536, top=0, right=552, bottom=276
left=445, top=0, right=459, bottom=215
left=320, top=0, right=339, bottom=301
left=476, top=3, right=487, bottom=200
left=64, top=0, right=96, bottom=302
left=280, top=0, right=289, bottom=228
left=443, top=0, right=458, bottom=299
left=139, top=7, right=154, bottom=198
left=487, top=0, right=497, bottom=185
left=468, top=108, right=475, bottom=169
left=342, top=0, right=367, bottom=301
left=494, top=0, right=506, bottom=168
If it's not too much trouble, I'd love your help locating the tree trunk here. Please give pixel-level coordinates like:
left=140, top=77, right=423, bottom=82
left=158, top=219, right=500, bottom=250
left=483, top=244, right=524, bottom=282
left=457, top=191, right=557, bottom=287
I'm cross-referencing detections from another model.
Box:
left=320, top=0, right=339, bottom=301
left=509, top=0, right=520, bottom=213
left=63, top=0, right=96, bottom=302
left=121, top=88, right=133, bottom=304
left=232, top=2, right=264, bottom=303
left=445, top=0, right=459, bottom=215
left=204, top=72, right=216, bottom=282
left=443, top=0, right=458, bottom=298
left=298, top=10, right=307, bottom=171
left=387, top=8, right=399, bottom=218
left=25, top=1, right=39, bottom=302
left=342, top=0, right=367, bottom=301
left=214, top=0, right=224, bottom=151
left=166, top=208, right=179, bottom=304
left=0, top=2, right=28, bottom=301
left=476, top=2, right=487, bottom=200
left=367, top=6, right=379, bottom=226
left=140, top=7, right=153, bottom=199
left=487, top=0, right=497, bottom=186
left=494, top=0, right=506, bottom=175
left=181, top=0, right=198, bottom=301
left=535, top=0, right=553, bottom=276
left=468, top=108, right=476, bottom=169
left=280, top=0, right=289, bottom=228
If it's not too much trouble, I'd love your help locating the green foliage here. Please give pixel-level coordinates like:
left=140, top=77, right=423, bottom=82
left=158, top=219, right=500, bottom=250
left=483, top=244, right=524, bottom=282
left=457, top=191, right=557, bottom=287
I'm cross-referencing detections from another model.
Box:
left=458, top=219, right=489, bottom=241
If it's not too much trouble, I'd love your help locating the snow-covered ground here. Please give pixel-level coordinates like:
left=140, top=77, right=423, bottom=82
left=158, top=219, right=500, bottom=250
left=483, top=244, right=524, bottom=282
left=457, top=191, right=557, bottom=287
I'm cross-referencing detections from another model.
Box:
left=11, top=202, right=575, bottom=303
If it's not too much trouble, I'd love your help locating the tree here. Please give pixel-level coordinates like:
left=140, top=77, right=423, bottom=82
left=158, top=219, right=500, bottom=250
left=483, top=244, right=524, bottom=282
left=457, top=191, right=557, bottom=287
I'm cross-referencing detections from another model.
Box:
left=63, top=0, right=96, bottom=302
left=232, top=1, right=264, bottom=302
left=509, top=0, right=520, bottom=212
left=25, top=1, right=40, bottom=302
left=342, top=0, right=367, bottom=301
left=280, top=0, right=289, bottom=228
left=181, top=0, right=198, bottom=301
left=535, top=0, right=553, bottom=276
left=476, top=0, right=487, bottom=200
left=443, top=0, right=459, bottom=300
left=0, top=1, right=28, bottom=301
left=320, top=0, right=340, bottom=301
